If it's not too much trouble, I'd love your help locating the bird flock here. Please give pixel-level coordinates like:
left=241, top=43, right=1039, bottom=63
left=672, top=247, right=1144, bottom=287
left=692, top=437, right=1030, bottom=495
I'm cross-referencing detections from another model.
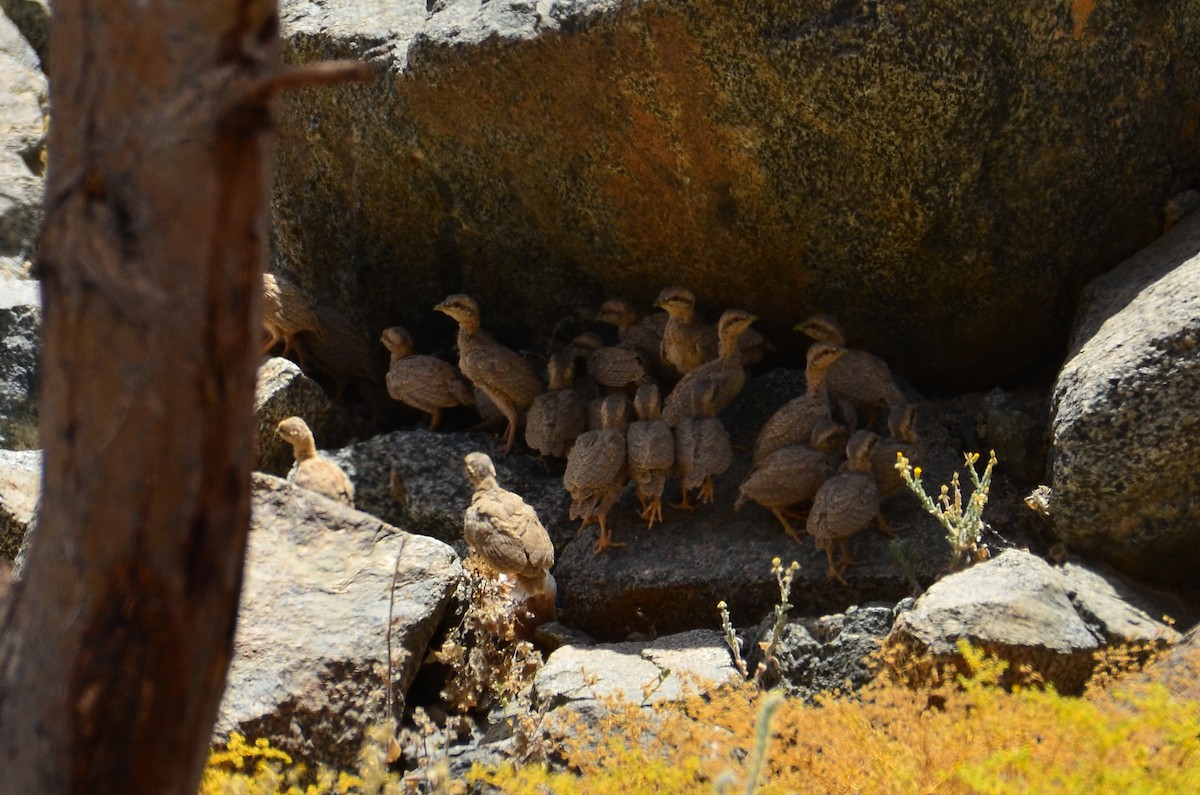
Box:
left=263, top=273, right=920, bottom=584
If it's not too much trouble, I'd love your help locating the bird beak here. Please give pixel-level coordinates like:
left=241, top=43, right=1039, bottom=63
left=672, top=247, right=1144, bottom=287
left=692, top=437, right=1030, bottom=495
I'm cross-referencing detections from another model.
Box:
left=433, top=302, right=447, bottom=312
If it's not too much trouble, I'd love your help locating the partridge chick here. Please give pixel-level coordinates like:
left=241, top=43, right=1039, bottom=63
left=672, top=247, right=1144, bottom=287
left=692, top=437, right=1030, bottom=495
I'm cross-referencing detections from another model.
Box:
left=463, top=452, right=555, bottom=597
left=597, top=298, right=667, bottom=367
left=736, top=421, right=845, bottom=541
left=626, top=383, right=675, bottom=528
left=262, top=273, right=322, bottom=367
left=655, top=286, right=718, bottom=376
left=570, top=331, right=651, bottom=394
left=303, top=305, right=383, bottom=406
left=661, top=309, right=757, bottom=426
left=807, top=430, right=896, bottom=585
left=872, top=404, right=920, bottom=500
left=463, top=452, right=557, bottom=630
left=435, top=294, right=545, bottom=455
left=673, top=380, right=733, bottom=510
left=381, top=326, right=474, bottom=431
left=276, top=416, right=354, bottom=507
left=525, top=350, right=587, bottom=460
left=564, top=394, right=629, bottom=553
left=753, top=342, right=845, bottom=463
left=795, top=314, right=906, bottom=431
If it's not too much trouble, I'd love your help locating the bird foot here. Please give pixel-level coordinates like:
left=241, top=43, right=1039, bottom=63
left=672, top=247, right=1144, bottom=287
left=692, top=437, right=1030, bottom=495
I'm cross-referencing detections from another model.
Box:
left=593, top=534, right=626, bottom=555
left=876, top=514, right=906, bottom=537
left=672, top=490, right=696, bottom=512
left=640, top=498, right=664, bottom=529
left=826, top=564, right=849, bottom=586
left=697, top=477, right=717, bottom=505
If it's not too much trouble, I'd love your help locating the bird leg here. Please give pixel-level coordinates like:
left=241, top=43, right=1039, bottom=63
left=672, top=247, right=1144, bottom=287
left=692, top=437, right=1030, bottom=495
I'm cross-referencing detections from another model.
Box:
left=771, top=508, right=803, bottom=542
left=837, top=538, right=863, bottom=568
left=641, top=495, right=664, bottom=529
left=495, top=398, right=521, bottom=456
left=672, top=485, right=695, bottom=512
left=875, top=513, right=905, bottom=537
left=824, top=546, right=848, bottom=586
left=428, top=408, right=444, bottom=432
left=697, top=475, right=717, bottom=505
left=593, top=513, right=625, bottom=554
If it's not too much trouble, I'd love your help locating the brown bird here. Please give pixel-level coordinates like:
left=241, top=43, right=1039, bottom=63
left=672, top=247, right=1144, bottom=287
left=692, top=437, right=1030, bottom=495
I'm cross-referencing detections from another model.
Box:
left=276, top=416, right=354, bottom=507
left=752, top=342, right=846, bottom=463
left=872, top=404, right=920, bottom=500
left=564, top=393, right=629, bottom=554
left=807, top=430, right=897, bottom=585
left=525, top=350, right=587, bottom=460
left=261, top=272, right=322, bottom=367
left=626, top=383, right=675, bottom=528
left=597, top=297, right=668, bottom=372
left=673, top=380, right=733, bottom=510
left=655, top=286, right=718, bottom=376
left=570, top=331, right=652, bottom=394
left=462, top=452, right=555, bottom=597
left=736, top=421, right=847, bottom=541
left=381, top=325, right=475, bottom=431
left=434, top=294, right=545, bottom=455
left=302, top=305, right=383, bottom=405
left=795, top=314, right=906, bottom=431
left=661, top=309, right=758, bottom=427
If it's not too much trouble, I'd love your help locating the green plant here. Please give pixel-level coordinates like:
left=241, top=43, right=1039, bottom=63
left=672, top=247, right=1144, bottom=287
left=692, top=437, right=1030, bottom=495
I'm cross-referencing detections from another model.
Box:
left=718, top=557, right=800, bottom=687
left=895, top=449, right=997, bottom=571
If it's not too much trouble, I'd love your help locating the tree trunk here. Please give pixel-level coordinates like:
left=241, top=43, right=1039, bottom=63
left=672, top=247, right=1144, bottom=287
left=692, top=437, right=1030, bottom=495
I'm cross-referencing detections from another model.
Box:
left=0, top=2, right=278, bottom=791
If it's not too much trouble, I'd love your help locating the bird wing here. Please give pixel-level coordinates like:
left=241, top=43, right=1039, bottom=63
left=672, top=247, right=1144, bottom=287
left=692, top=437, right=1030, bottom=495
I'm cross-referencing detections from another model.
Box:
left=466, top=491, right=554, bottom=576
left=564, top=430, right=627, bottom=499
left=627, top=420, right=675, bottom=471
left=461, top=343, right=544, bottom=408
left=388, top=356, right=472, bottom=410
left=688, top=417, right=732, bottom=489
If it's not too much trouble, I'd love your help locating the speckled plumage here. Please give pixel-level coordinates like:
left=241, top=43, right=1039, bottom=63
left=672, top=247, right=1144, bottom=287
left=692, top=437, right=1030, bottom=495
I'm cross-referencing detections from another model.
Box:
left=276, top=416, right=354, bottom=507
left=753, top=343, right=846, bottom=463
left=672, top=381, right=733, bottom=510
left=626, top=383, right=675, bottom=528
left=737, top=444, right=836, bottom=541
left=655, top=286, right=718, bottom=376
left=564, top=394, right=629, bottom=553
left=381, top=326, right=474, bottom=431
left=795, top=314, right=906, bottom=430
left=463, top=452, right=555, bottom=596
left=525, top=350, right=587, bottom=459
left=572, top=332, right=651, bottom=392
left=262, top=273, right=321, bottom=366
left=807, top=430, right=883, bottom=584
left=301, top=305, right=382, bottom=407
left=435, top=294, right=545, bottom=455
left=597, top=298, right=667, bottom=371
left=661, top=309, right=757, bottom=426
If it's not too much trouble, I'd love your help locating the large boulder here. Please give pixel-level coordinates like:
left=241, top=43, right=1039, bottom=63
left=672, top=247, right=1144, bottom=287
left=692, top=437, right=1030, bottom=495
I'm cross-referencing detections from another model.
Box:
left=885, top=550, right=1180, bottom=694
left=274, top=0, right=1200, bottom=392
left=0, top=12, right=46, bottom=273
left=215, top=474, right=463, bottom=772
left=0, top=276, right=40, bottom=449
left=1048, top=211, right=1200, bottom=585
left=0, top=0, right=50, bottom=68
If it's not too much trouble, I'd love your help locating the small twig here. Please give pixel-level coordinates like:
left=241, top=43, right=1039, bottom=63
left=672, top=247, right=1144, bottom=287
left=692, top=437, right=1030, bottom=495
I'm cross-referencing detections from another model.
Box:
left=245, top=60, right=375, bottom=103
left=385, top=536, right=409, bottom=722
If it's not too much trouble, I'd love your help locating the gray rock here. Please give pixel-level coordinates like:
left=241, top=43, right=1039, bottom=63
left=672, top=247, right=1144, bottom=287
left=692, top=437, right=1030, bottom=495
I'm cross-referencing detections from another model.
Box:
left=325, top=429, right=574, bottom=549
left=533, top=628, right=738, bottom=711
left=0, top=278, right=40, bottom=449
left=253, top=357, right=371, bottom=476
left=1049, top=210, right=1200, bottom=584
left=1058, top=562, right=1183, bottom=648
left=885, top=549, right=1179, bottom=694
left=747, top=601, right=908, bottom=701
left=0, top=0, right=49, bottom=68
left=0, top=447, right=37, bottom=566
left=274, top=0, right=1200, bottom=393
left=1140, top=625, right=1200, bottom=704
left=0, top=13, right=46, bottom=270
left=215, top=474, right=462, bottom=773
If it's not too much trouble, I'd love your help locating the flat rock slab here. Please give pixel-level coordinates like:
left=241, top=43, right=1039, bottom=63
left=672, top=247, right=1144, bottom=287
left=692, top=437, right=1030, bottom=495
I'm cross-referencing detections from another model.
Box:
left=215, top=474, right=463, bottom=772
left=886, top=550, right=1179, bottom=694
left=534, top=628, right=739, bottom=710
left=1050, top=211, right=1200, bottom=585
